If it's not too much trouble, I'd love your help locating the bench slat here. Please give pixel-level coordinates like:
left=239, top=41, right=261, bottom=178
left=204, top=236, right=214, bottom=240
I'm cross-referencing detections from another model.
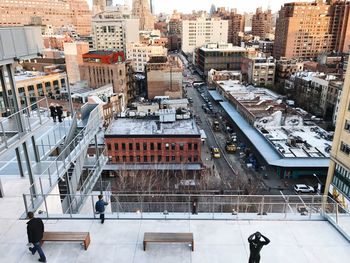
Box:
left=143, top=232, right=194, bottom=251
left=41, top=232, right=90, bottom=250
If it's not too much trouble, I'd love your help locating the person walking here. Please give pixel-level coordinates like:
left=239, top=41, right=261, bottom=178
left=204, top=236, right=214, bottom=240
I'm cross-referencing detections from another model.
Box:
left=55, top=104, right=63, bottom=122
left=95, top=195, right=108, bottom=224
left=248, top=231, right=270, bottom=263
left=26, top=212, right=46, bottom=262
left=49, top=103, right=57, bottom=122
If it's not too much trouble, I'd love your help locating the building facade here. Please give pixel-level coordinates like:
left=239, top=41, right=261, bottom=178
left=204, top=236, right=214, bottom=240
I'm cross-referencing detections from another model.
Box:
left=64, top=42, right=90, bottom=85
left=0, top=0, right=91, bottom=36
left=132, top=0, right=155, bottom=30
left=325, top=57, right=350, bottom=210
left=181, top=17, right=228, bottom=54
left=92, top=11, right=139, bottom=52
left=79, top=51, right=128, bottom=100
left=247, top=57, right=276, bottom=86
left=251, top=8, right=273, bottom=38
left=105, top=118, right=202, bottom=165
left=126, top=43, right=168, bottom=72
left=195, top=43, right=248, bottom=77
left=146, top=56, right=183, bottom=99
left=274, top=1, right=350, bottom=59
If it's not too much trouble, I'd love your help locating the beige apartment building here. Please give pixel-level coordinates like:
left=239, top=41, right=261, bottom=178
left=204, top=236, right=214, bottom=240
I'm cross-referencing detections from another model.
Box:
left=64, top=42, right=90, bottom=85
left=126, top=43, right=167, bottom=72
left=247, top=57, right=276, bottom=86
left=181, top=17, right=228, bottom=54
left=0, top=0, right=91, bottom=36
left=92, top=11, right=139, bottom=52
left=132, top=0, right=155, bottom=30
left=274, top=1, right=350, bottom=59
left=325, top=57, right=350, bottom=210
left=146, top=56, right=183, bottom=99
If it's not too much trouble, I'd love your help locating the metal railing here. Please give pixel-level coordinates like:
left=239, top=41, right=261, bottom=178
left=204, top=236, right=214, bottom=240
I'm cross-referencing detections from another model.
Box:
left=0, top=97, right=50, bottom=151
left=27, top=104, right=103, bottom=204
left=22, top=193, right=350, bottom=241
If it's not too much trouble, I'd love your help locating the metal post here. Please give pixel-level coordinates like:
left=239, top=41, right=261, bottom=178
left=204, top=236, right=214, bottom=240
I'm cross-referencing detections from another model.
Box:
left=15, top=147, right=25, bottom=178
left=6, top=64, right=24, bottom=132
left=65, top=76, right=74, bottom=116
left=23, top=141, right=37, bottom=196
left=31, top=136, right=40, bottom=163
left=23, top=194, right=29, bottom=215
left=0, top=178, right=4, bottom=198
left=0, top=122, right=8, bottom=148
left=0, top=66, right=11, bottom=110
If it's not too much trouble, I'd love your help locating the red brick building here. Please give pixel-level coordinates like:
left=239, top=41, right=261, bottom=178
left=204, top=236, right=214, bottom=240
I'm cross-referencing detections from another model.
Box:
left=105, top=117, right=202, bottom=166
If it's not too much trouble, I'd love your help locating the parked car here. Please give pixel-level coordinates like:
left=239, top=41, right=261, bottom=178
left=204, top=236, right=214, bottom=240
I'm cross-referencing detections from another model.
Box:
left=294, top=184, right=315, bottom=194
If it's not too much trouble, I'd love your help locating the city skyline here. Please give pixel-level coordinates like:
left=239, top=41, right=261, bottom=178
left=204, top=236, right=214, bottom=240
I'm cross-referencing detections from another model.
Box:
left=88, top=0, right=317, bottom=14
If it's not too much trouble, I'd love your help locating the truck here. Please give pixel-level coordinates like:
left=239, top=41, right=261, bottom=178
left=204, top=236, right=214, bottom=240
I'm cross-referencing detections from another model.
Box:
left=213, top=120, right=220, bottom=131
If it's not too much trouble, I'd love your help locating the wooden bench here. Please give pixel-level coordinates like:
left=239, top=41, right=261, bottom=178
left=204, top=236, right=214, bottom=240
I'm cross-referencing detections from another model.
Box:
left=143, top=232, right=194, bottom=251
left=41, top=232, right=91, bottom=250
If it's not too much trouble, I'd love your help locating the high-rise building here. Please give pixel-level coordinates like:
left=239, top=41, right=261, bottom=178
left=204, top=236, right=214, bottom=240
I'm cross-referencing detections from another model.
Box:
left=325, top=56, right=350, bottom=210
left=251, top=7, right=273, bottom=38
left=213, top=8, right=245, bottom=46
left=274, top=1, right=350, bottom=59
left=92, top=11, right=139, bottom=52
left=93, top=0, right=106, bottom=16
left=150, top=0, right=155, bottom=15
left=0, top=0, right=91, bottom=36
left=181, top=17, right=228, bottom=54
left=132, top=0, right=155, bottom=30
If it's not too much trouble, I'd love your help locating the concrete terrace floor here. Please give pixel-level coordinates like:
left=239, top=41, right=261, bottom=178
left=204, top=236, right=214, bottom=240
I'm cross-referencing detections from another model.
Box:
left=0, top=179, right=350, bottom=263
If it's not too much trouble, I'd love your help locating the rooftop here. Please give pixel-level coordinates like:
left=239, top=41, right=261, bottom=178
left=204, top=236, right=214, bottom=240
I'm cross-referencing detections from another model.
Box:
left=105, top=118, right=200, bottom=137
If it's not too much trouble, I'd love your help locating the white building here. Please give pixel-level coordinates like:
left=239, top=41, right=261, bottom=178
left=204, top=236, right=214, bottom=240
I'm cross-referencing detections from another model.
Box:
left=92, top=10, right=139, bottom=52
left=248, top=56, right=276, bottom=86
left=181, top=17, right=228, bottom=54
left=126, top=43, right=167, bottom=72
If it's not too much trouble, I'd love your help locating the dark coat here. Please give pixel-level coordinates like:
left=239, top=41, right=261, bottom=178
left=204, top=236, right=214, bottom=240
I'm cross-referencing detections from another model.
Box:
left=27, top=218, right=44, bottom=243
left=49, top=106, right=57, bottom=117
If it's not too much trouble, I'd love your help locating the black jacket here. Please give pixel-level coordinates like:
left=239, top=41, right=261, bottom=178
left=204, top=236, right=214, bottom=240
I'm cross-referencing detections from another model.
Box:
left=27, top=218, right=44, bottom=243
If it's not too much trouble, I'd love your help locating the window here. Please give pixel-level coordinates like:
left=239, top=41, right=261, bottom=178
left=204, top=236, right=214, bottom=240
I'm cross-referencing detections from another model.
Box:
left=122, top=156, right=126, bottom=162
left=114, top=143, right=118, bottom=150
left=158, top=143, right=162, bottom=150
left=340, top=141, right=350, bottom=155
left=122, top=143, right=126, bottom=151
left=143, top=143, right=147, bottom=151
left=345, top=120, right=350, bottom=132
left=150, top=143, right=154, bottom=150
left=165, top=143, right=170, bottom=150
left=179, top=143, right=184, bottom=150
left=188, top=143, right=192, bottom=150
left=158, top=155, right=162, bottom=162
left=188, top=156, right=192, bottom=162
left=107, top=144, right=111, bottom=151
left=166, top=156, right=170, bottom=162
left=129, top=143, right=133, bottom=150
left=194, top=143, right=198, bottom=150
left=144, top=156, right=148, bottom=162
left=171, top=156, right=176, bottom=161
left=115, top=156, right=120, bottom=162
left=194, top=156, right=198, bottom=162
left=136, top=156, right=141, bottom=162
left=136, top=143, right=140, bottom=150
left=180, top=156, right=184, bottom=162
left=130, top=156, right=134, bottom=162
left=171, top=143, right=176, bottom=150
left=151, top=155, right=155, bottom=162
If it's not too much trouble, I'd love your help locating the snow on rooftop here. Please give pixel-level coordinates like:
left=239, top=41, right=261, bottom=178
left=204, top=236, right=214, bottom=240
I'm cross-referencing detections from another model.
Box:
left=106, top=118, right=200, bottom=136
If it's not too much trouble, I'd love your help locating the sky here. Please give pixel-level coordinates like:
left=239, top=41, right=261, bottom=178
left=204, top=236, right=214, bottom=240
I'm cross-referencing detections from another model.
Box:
left=87, top=0, right=315, bottom=14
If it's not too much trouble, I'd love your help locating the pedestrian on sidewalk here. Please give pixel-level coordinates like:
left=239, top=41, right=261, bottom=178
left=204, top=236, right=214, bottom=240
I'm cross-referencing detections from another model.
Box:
left=26, top=212, right=46, bottom=262
left=95, top=194, right=108, bottom=224
left=248, top=231, right=270, bottom=263
left=49, top=103, right=57, bottom=122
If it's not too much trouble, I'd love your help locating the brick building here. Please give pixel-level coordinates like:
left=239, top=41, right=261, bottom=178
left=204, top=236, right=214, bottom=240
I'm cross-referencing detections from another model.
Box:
left=105, top=117, right=202, bottom=165
left=146, top=56, right=183, bottom=99
left=274, top=1, right=350, bottom=59
left=0, top=0, right=91, bottom=36
left=251, top=8, right=273, bottom=38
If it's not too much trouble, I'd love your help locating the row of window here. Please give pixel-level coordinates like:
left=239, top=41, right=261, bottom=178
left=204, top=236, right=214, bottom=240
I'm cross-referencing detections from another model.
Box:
left=340, top=141, right=350, bottom=155
left=111, top=155, right=199, bottom=163
left=107, top=142, right=199, bottom=151
left=333, top=175, right=350, bottom=198
left=345, top=120, right=350, bottom=132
